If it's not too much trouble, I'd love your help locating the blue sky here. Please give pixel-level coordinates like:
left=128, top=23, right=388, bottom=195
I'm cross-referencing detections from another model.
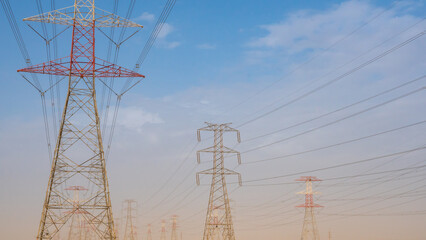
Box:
left=1, top=0, right=426, bottom=240
left=1, top=0, right=421, bottom=111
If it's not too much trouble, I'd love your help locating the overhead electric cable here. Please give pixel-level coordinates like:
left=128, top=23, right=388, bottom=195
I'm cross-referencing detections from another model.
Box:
left=242, top=146, right=426, bottom=183
left=236, top=30, right=425, bottom=128
left=121, top=0, right=177, bottom=93
left=244, top=75, right=425, bottom=142
left=218, top=3, right=398, bottom=114
left=244, top=119, right=426, bottom=164
left=240, top=86, right=425, bottom=155
left=1, top=0, right=53, bottom=160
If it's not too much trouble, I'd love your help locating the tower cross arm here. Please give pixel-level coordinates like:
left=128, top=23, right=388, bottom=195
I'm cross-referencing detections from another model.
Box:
left=17, top=56, right=145, bottom=78
left=24, top=6, right=143, bottom=28
left=197, top=146, right=216, bottom=153
left=222, top=146, right=240, bottom=154
left=196, top=168, right=242, bottom=186
left=295, top=203, right=323, bottom=208
left=94, top=8, right=143, bottom=28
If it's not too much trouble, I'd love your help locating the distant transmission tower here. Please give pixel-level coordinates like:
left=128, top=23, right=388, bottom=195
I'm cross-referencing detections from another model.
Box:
left=296, top=176, right=323, bottom=240
left=123, top=200, right=138, bottom=240
left=160, top=220, right=166, bottom=240
left=170, top=215, right=178, bottom=240
left=66, top=186, right=87, bottom=240
left=17, top=0, right=144, bottom=239
left=147, top=224, right=152, bottom=240
left=196, top=122, right=242, bottom=240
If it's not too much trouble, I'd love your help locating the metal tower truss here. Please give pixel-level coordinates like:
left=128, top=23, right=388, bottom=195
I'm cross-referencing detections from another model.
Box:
left=123, top=200, right=138, bottom=240
left=196, top=122, right=242, bottom=240
left=296, top=176, right=323, bottom=240
left=170, top=215, right=178, bottom=240
left=146, top=224, right=153, bottom=240
left=17, top=0, right=144, bottom=239
left=65, top=186, right=89, bottom=240
left=160, top=220, right=166, bottom=240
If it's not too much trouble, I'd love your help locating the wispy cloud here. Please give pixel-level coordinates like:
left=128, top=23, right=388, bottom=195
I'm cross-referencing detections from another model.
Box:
left=156, top=23, right=181, bottom=49
left=158, top=23, right=174, bottom=39
left=162, top=41, right=181, bottom=49
left=134, top=12, right=155, bottom=22
left=197, top=43, right=216, bottom=50
left=117, top=107, right=163, bottom=132
left=245, top=0, right=422, bottom=66
left=248, top=1, right=377, bottom=50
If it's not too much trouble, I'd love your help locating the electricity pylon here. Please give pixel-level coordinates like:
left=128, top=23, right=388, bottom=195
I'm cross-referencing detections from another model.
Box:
left=146, top=224, right=152, bottom=240
left=296, top=176, right=323, bottom=240
left=66, top=186, right=87, bottom=240
left=17, top=1, right=144, bottom=239
left=210, top=206, right=221, bottom=240
left=196, top=122, right=242, bottom=240
left=160, top=220, right=166, bottom=240
left=170, top=215, right=178, bottom=240
left=123, top=200, right=138, bottom=240
left=113, top=218, right=120, bottom=240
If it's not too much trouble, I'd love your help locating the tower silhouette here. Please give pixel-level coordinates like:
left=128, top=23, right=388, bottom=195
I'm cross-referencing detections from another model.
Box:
left=160, top=220, right=166, bottom=240
left=196, top=123, right=242, bottom=240
left=17, top=1, right=144, bottom=239
left=170, top=215, right=178, bottom=240
left=296, top=176, right=323, bottom=240
left=123, top=200, right=138, bottom=240
left=146, top=224, right=152, bottom=240
left=66, top=186, right=87, bottom=240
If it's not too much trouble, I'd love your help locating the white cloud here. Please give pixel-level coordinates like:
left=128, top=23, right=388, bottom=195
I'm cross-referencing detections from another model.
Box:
left=244, top=0, right=423, bottom=68
left=156, top=23, right=181, bottom=49
left=117, top=107, right=163, bottom=132
left=248, top=1, right=377, bottom=50
left=197, top=43, right=216, bottom=50
left=158, top=23, right=174, bottom=39
left=162, top=41, right=181, bottom=49
left=134, top=12, right=155, bottom=22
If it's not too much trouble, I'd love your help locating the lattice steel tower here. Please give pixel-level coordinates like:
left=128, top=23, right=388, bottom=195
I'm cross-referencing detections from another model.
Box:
left=66, top=186, right=88, bottom=240
left=160, top=220, right=166, bottom=240
left=146, top=224, right=152, bottom=240
left=196, top=123, right=242, bottom=240
left=296, top=176, right=323, bottom=240
left=17, top=1, right=144, bottom=239
left=123, top=200, right=138, bottom=240
left=170, top=215, right=178, bottom=240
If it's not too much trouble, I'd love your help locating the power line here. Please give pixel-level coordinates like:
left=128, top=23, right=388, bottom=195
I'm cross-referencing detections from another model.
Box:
left=121, top=0, right=177, bottom=93
left=240, top=86, right=425, bottom=155
left=216, top=3, right=398, bottom=116
left=242, top=146, right=426, bottom=183
left=243, top=119, right=426, bottom=164
left=236, top=29, right=425, bottom=128
left=1, top=0, right=53, bottom=160
left=241, top=164, right=426, bottom=186
left=244, top=75, right=425, bottom=143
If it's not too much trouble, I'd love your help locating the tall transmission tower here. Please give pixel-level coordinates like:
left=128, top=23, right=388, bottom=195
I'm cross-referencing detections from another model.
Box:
left=170, top=215, right=178, bottom=240
left=17, top=1, right=144, bottom=239
left=114, top=217, right=120, bottom=240
left=160, top=220, right=166, bottom=240
left=123, top=200, right=138, bottom=240
left=296, top=176, right=323, bottom=240
left=196, top=122, right=242, bottom=240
